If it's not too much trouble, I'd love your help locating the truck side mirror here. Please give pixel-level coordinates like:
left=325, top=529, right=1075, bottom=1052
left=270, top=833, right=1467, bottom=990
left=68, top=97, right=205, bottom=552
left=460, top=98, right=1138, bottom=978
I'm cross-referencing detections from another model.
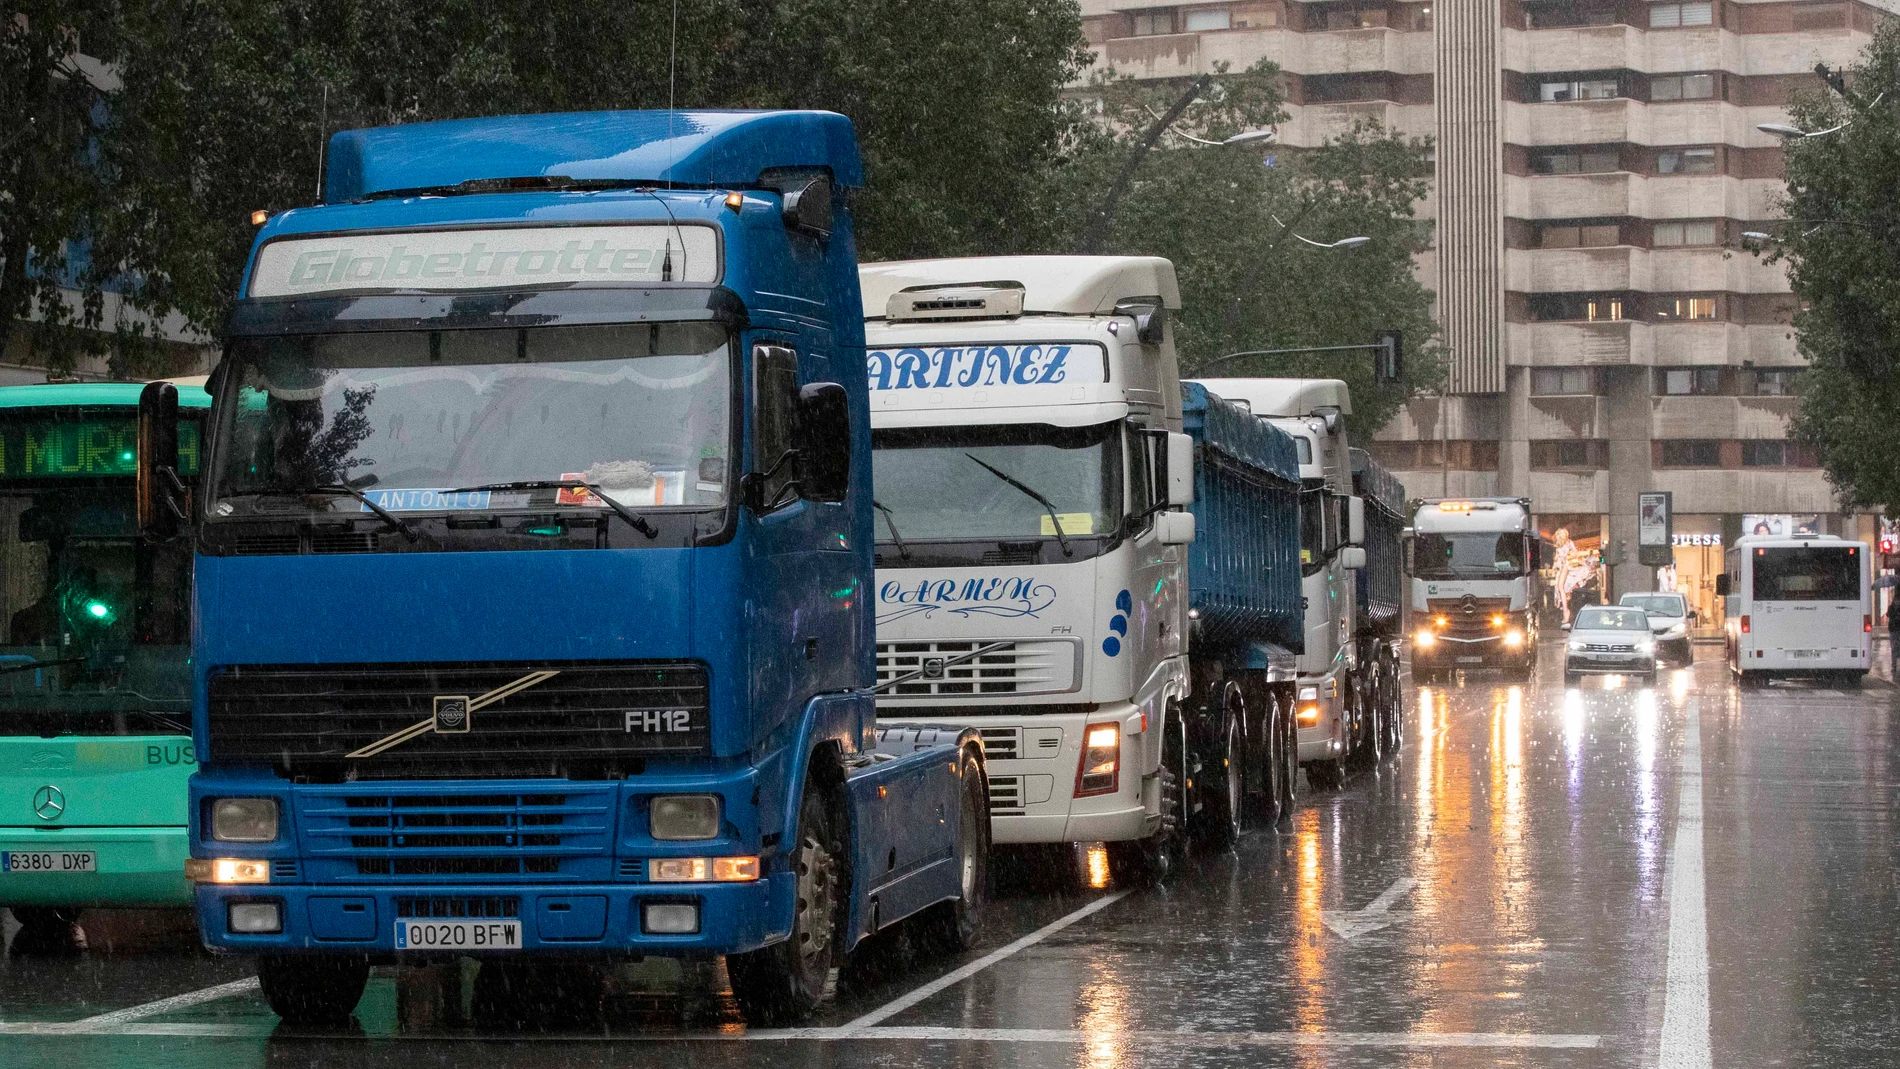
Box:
left=794, top=382, right=851, bottom=502
left=1347, top=496, right=1366, bottom=547
left=782, top=176, right=833, bottom=236
left=1715, top=574, right=1730, bottom=597
left=1400, top=526, right=1415, bottom=574
left=1155, top=510, right=1195, bottom=546
left=137, top=381, right=187, bottom=538
left=1339, top=545, right=1367, bottom=571
left=1165, top=431, right=1194, bottom=507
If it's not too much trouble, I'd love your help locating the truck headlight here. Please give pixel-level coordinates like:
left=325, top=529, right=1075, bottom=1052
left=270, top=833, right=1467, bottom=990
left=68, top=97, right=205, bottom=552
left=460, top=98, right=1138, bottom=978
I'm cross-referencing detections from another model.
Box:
left=1074, top=723, right=1120, bottom=797
left=650, top=795, right=721, bottom=841
left=1415, top=630, right=1436, bottom=648
left=211, top=798, right=279, bottom=843
left=1503, top=630, right=1524, bottom=648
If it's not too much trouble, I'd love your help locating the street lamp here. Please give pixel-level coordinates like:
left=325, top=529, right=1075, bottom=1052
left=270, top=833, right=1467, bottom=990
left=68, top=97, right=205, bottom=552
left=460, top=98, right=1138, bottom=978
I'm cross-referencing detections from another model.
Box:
left=1222, top=128, right=1278, bottom=147
left=1300, top=234, right=1371, bottom=249
left=1757, top=90, right=1884, bottom=139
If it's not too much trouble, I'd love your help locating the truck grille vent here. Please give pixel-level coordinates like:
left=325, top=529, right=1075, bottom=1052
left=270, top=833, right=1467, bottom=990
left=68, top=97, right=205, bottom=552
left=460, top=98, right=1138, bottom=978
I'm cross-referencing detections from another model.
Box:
left=310, top=530, right=379, bottom=553
left=270, top=859, right=300, bottom=880
left=874, top=641, right=1077, bottom=697
left=395, top=896, right=519, bottom=919
left=298, top=787, right=613, bottom=883
left=977, top=727, right=1020, bottom=761
left=987, top=775, right=1024, bottom=815
left=233, top=533, right=300, bottom=556
left=206, top=660, right=709, bottom=779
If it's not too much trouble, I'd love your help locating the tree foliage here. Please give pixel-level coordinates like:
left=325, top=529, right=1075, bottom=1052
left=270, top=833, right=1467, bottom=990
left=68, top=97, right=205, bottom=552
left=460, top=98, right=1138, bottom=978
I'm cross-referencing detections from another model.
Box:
left=1772, top=21, right=1900, bottom=512
left=1047, top=62, right=1440, bottom=432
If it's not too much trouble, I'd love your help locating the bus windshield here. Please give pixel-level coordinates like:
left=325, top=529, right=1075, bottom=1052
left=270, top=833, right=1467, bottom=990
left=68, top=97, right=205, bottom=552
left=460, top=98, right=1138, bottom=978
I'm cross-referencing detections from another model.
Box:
left=1752, top=545, right=1861, bottom=601
left=212, top=322, right=733, bottom=517
left=0, top=410, right=196, bottom=737
left=1413, top=531, right=1527, bottom=580
left=871, top=422, right=1121, bottom=545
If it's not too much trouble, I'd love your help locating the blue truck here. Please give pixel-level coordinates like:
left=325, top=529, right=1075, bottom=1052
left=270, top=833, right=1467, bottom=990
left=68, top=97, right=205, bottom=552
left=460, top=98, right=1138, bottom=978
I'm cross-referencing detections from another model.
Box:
left=150, top=110, right=988, bottom=1026
left=1177, top=382, right=1306, bottom=852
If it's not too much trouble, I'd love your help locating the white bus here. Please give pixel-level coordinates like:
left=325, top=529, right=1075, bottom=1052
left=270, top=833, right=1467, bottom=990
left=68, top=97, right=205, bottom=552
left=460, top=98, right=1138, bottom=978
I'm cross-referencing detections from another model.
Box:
left=1719, top=534, right=1872, bottom=687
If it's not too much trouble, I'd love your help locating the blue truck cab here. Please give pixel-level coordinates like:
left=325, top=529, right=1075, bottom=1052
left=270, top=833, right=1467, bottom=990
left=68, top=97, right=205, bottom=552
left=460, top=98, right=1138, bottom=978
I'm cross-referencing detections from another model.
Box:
left=172, top=111, right=987, bottom=1026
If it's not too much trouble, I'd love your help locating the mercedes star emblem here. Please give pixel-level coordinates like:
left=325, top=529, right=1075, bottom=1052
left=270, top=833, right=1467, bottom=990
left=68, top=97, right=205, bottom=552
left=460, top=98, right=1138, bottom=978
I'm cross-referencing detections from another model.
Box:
left=32, top=784, right=65, bottom=821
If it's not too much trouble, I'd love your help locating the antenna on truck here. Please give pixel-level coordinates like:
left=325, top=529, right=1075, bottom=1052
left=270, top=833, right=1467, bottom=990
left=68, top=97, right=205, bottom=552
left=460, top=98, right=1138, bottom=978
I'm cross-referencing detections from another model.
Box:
left=313, top=86, right=329, bottom=204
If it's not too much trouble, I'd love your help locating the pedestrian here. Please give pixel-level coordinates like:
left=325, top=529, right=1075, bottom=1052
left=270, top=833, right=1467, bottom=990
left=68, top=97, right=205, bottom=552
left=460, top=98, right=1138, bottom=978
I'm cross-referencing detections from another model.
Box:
left=1887, top=602, right=1899, bottom=676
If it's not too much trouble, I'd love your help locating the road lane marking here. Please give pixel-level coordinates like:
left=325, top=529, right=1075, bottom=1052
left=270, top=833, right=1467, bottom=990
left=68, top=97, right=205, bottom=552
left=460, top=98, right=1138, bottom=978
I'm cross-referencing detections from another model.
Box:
left=5, top=976, right=262, bottom=1035
left=0, top=1021, right=1604, bottom=1047
left=1322, top=876, right=1416, bottom=939
left=834, top=888, right=1132, bottom=1034
left=1658, top=698, right=1711, bottom=1069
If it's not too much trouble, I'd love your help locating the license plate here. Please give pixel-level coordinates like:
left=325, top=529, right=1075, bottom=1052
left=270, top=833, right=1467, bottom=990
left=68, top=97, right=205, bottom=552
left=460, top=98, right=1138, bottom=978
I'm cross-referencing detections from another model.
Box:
left=2, top=850, right=96, bottom=874
left=1458, top=656, right=1483, bottom=664
left=394, top=919, right=522, bottom=951
left=1788, top=649, right=1824, bottom=659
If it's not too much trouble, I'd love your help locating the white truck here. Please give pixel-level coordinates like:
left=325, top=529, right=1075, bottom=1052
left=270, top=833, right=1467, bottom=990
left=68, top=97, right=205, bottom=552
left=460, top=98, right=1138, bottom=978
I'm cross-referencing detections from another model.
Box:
left=1189, top=379, right=1395, bottom=789
left=1405, top=497, right=1542, bottom=682
left=864, top=256, right=1325, bottom=885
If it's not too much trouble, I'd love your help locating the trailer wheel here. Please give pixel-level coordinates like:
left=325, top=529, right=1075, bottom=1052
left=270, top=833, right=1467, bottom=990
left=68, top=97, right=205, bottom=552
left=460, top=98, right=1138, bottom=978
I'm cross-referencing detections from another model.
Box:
left=729, top=782, right=841, bottom=1025
left=1380, top=648, right=1404, bottom=756
left=1107, top=707, right=1185, bottom=887
left=1350, top=685, right=1383, bottom=771
left=257, top=954, right=369, bottom=1027
left=1278, top=691, right=1301, bottom=819
left=1193, top=684, right=1244, bottom=851
left=925, top=744, right=990, bottom=952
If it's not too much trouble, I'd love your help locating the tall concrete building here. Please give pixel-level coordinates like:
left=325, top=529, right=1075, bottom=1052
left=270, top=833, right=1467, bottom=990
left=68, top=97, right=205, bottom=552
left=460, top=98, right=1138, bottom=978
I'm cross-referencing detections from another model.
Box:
left=1079, top=0, right=1891, bottom=625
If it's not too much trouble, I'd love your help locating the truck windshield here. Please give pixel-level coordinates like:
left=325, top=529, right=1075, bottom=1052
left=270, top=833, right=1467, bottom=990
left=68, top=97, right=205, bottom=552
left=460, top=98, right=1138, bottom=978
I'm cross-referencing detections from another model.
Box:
left=871, top=422, right=1120, bottom=544
left=211, top=322, right=732, bottom=516
left=0, top=411, right=194, bottom=737
left=1752, top=546, right=1860, bottom=601
left=1414, top=532, right=1527, bottom=580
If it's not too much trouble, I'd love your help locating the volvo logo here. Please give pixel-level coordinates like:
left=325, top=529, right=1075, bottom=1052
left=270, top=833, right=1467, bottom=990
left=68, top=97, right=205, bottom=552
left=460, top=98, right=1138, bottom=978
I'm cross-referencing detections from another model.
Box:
left=434, top=696, right=471, bottom=734
left=32, top=785, right=65, bottom=821
left=921, top=657, right=947, bottom=680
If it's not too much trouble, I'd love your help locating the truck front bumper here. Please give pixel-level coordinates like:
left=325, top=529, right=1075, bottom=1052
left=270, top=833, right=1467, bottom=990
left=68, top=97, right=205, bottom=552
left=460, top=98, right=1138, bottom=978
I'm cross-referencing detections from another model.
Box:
left=194, top=873, right=793, bottom=957
left=1412, top=634, right=1530, bottom=669
left=0, top=826, right=191, bottom=908
left=1295, top=689, right=1346, bottom=764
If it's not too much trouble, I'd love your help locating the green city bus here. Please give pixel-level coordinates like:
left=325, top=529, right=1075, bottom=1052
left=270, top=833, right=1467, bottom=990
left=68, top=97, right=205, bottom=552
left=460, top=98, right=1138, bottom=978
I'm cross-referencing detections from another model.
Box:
left=0, top=381, right=208, bottom=944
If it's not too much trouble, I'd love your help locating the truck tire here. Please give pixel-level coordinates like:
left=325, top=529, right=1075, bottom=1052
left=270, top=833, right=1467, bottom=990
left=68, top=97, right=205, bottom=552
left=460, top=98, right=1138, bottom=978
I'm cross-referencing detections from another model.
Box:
left=925, top=744, right=990, bottom=952
left=257, top=954, right=369, bottom=1027
left=1277, top=692, right=1301, bottom=820
left=728, top=781, right=841, bottom=1025
left=1193, top=686, right=1243, bottom=852
left=1349, top=687, right=1382, bottom=771
left=1106, top=710, right=1185, bottom=887
left=1380, top=649, right=1404, bottom=756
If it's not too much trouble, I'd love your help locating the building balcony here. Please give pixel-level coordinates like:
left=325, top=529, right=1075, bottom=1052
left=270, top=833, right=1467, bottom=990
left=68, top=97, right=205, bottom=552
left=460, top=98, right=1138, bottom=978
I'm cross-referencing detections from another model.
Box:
left=1285, top=102, right=1430, bottom=143
left=1649, top=322, right=1746, bottom=365
left=1651, top=468, right=1839, bottom=514
left=1504, top=24, right=1644, bottom=74
left=1526, top=471, right=1608, bottom=513
left=1509, top=320, right=1653, bottom=365
left=1649, top=247, right=1790, bottom=294
left=1741, top=325, right=1799, bottom=365
left=1513, top=247, right=1646, bottom=292
left=1525, top=395, right=1608, bottom=439
left=1506, top=174, right=1782, bottom=221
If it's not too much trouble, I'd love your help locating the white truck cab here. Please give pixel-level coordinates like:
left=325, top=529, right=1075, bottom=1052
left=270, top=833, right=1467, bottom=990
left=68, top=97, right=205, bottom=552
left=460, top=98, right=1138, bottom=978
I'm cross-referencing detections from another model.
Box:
left=1406, top=498, right=1540, bottom=682
left=1190, top=378, right=1366, bottom=786
left=861, top=256, right=1193, bottom=847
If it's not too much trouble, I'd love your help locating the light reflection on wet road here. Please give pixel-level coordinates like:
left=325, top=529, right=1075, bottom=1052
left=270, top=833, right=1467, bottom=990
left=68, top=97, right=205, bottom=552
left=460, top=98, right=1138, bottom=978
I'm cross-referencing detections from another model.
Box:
left=4, top=644, right=1898, bottom=1068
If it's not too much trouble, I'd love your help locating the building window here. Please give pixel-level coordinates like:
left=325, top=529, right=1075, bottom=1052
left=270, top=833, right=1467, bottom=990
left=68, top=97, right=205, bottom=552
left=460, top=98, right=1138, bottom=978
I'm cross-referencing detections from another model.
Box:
left=1658, top=148, right=1717, bottom=174
left=1748, top=368, right=1798, bottom=396
left=1659, top=439, right=1722, bottom=467
left=1654, top=297, right=1717, bottom=322
left=1539, top=223, right=1622, bottom=248
left=1649, top=1, right=1714, bottom=26
left=1530, top=439, right=1609, bottom=469
left=1531, top=293, right=1634, bottom=321
left=1532, top=149, right=1620, bottom=174
left=1651, top=74, right=1716, bottom=101
left=1233, top=5, right=1280, bottom=27
left=1653, top=221, right=1720, bottom=246
left=1741, top=441, right=1790, bottom=467
left=1184, top=7, right=1232, bottom=31
left=1658, top=367, right=1725, bottom=394
left=1532, top=368, right=1598, bottom=395
left=1527, top=2, right=1619, bottom=27
left=1538, top=77, right=1622, bottom=102
left=1132, top=9, right=1177, bottom=35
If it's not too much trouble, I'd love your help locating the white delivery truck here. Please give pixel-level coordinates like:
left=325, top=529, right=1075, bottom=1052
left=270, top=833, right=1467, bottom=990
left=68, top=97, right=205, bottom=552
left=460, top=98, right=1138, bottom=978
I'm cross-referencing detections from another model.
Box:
left=1189, top=379, right=1393, bottom=789
left=861, top=256, right=1197, bottom=875
left=1405, top=497, right=1541, bottom=683
left=1720, top=534, right=1872, bottom=687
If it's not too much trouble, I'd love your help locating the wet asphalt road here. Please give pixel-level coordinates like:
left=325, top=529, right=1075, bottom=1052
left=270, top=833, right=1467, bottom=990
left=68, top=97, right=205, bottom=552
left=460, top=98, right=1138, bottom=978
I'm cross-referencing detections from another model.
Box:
left=5, top=640, right=1899, bottom=1068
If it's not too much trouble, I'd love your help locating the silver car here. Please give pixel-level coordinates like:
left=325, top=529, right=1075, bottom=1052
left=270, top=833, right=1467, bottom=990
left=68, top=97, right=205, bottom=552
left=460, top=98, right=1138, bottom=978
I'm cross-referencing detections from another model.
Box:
left=1619, top=591, right=1694, bottom=665
left=1563, top=605, right=1658, bottom=684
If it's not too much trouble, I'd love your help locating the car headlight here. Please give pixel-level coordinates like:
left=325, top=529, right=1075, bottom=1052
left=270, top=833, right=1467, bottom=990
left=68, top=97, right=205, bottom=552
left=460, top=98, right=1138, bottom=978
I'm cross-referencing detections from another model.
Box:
left=1662, top=623, right=1688, bottom=639
left=1636, top=638, right=1655, bottom=654
left=650, top=794, right=722, bottom=841
left=1568, top=639, right=1586, bottom=652
left=211, top=798, right=279, bottom=843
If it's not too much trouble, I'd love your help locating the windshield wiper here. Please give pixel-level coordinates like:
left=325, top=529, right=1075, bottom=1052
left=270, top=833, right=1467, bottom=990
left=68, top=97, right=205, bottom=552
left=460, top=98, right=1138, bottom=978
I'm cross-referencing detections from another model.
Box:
left=870, top=499, right=911, bottom=560
left=963, top=454, right=1074, bottom=558
left=235, top=484, right=422, bottom=543
left=0, top=656, right=82, bottom=676
left=446, top=481, right=659, bottom=539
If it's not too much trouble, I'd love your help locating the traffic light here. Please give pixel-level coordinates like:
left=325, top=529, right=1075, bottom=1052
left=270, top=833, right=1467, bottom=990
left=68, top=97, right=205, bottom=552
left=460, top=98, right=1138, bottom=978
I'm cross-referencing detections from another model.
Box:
left=1376, top=331, right=1403, bottom=384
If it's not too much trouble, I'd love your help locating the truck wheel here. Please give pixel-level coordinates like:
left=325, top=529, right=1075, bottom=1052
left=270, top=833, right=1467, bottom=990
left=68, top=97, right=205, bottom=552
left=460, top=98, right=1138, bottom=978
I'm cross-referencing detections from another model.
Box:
left=1106, top=711, right=1185, bottom=887
left=1349, top=689, right=1383, bottom=771
left=257, top=954, right=369, bottom=1027
left=728, top=782, right=841, bottom=1025
left=1380, top=653, right=1404, bottom=756
left=925, top=745, right=990, bottom=952
left=1193, top=688, right=1243, bottom=852
left=1277, top=694, right=1301, bottom=820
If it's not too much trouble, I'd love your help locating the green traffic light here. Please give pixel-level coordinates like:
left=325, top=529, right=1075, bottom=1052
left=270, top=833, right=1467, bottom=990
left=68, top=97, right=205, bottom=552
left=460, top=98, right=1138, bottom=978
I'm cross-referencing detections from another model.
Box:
left=85, top=600, right=111, bottom=620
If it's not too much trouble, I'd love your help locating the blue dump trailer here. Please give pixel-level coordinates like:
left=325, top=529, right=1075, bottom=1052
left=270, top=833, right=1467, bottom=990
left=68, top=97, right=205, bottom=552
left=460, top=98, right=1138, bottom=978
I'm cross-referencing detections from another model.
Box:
left=154, top=110, right=989, bottom=1027
left=1177, top=382, right=1305, bottom=842
left=1348, top=447, right=1407, bottom=756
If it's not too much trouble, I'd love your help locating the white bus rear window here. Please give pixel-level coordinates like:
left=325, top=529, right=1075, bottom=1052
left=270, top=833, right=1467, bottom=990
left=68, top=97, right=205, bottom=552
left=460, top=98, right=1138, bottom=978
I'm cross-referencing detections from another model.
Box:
left=1752, top=546, right=1860, bottom=601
